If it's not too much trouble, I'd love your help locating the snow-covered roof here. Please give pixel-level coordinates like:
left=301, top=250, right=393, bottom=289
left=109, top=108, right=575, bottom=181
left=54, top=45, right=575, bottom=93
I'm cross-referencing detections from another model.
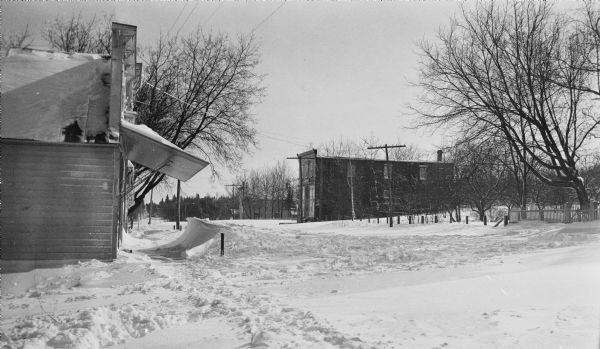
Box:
left=120, top=120, right=209, bottom=181
left=1, top=48, right=111, bottom=142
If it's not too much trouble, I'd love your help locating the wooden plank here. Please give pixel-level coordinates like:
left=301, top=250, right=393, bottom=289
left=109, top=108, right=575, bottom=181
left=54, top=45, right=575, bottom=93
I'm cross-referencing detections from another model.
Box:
left=4, top=171, right=114, bottom=183
left=3, top=152, right=114, bottom=164
left=4, top=154, right=115, bottom=166
left=3, top=193, right=114, bottom=206
left=3, top=183, right=115, bottom=194
left=2, top=221, right=113, bottom=230
left=2, top=143, right=117, bottom=155
left=1, top=216, right=114, bottom=225
left=8, top=168, right=116, bottom=179
left=4, top=239, right=112, bottom=248
left=3, top=252, right=114, bottom=261
left=2, top=232, right=113, bottom=240
left=7, top=162, right=115, bottom=172
left=4, top=156, right=115, bottom=167
left=4, top=203, right=114, bottom=213
left=2, top=211, right=114, bottom=220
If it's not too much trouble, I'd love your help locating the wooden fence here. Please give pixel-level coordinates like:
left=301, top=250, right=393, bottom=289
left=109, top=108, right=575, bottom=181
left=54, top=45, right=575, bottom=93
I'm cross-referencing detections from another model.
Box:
left=509, top=206, right=600, bottom=224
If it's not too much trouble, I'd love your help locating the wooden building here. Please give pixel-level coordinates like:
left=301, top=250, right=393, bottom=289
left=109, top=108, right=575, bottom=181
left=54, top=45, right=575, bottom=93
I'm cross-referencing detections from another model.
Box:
left=296, top=149, right=454, bottom=222
left=1, top=23, right=208, bottom=265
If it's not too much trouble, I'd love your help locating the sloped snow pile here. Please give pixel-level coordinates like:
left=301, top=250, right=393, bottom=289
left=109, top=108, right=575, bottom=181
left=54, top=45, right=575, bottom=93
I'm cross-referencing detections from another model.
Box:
left=527, top=229, right=591, bottom=248
left=142, top=218, right=230, bottom=259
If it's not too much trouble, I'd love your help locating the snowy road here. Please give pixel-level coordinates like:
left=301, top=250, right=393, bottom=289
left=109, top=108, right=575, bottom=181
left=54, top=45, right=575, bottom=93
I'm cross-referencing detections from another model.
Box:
left=2, top=219, right=600, bottom=348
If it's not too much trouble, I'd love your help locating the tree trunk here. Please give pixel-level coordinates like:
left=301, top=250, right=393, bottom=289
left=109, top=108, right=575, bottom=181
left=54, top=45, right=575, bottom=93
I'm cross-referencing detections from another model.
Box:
left=573, top=179, right=590, bottom=209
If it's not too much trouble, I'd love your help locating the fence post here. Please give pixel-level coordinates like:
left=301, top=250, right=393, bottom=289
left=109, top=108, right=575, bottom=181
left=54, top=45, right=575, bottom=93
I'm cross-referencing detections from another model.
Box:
left=408, top=216, right=412, bottom=224
left=483, top=216, right=487, bottom=225
left=220, top=233, right=225, bottom=256
left=377, top=217, right=380, bottom=224
left=465, top=216, right=469, bottom=224
left=434, top=215, right=438, bottom=223
left=421, top=216, right=424, bottom=224
left=504, top=215, right=509, bottom=226
left=563, top=204, right=571, bottom=223
left=397, top=216, right=400, bottom=224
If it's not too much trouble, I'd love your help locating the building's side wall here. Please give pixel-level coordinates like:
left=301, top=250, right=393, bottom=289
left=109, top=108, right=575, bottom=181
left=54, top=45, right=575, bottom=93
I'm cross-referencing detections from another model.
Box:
left=299, top=155, right=317, bottom=221
left=315, top=158, right=455, bottom=220
left=1, top=140, right=119, bottom=261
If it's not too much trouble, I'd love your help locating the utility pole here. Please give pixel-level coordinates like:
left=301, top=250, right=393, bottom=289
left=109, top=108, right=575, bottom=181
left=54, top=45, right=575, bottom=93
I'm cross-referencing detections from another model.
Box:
left=225, top=184, right=242, bottom=220
left=367, top=144, right=406, bottom=227
left=148, top=188, right=153, bottom=224
left=176, top=180, right=181, bottom=230
left=239, top=181, right=245, bottom=219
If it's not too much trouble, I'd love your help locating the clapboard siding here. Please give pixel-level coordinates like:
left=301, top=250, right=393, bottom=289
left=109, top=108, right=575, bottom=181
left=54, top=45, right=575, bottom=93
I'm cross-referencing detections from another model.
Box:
left=1, top=139, right=120, bottom=261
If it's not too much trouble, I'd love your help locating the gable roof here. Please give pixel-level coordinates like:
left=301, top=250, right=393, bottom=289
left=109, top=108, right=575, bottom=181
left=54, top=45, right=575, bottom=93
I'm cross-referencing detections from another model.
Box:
left=2, top=49, right=111, bottom=142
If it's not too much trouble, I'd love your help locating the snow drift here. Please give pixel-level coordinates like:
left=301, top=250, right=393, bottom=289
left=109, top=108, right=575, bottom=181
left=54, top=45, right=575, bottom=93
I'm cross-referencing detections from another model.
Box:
left=142, top=218, right=230, bottom=259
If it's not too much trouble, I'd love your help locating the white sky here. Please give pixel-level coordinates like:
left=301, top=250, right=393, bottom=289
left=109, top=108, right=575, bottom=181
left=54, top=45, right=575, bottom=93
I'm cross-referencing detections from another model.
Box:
left=3, top=1, right=462, bottom=200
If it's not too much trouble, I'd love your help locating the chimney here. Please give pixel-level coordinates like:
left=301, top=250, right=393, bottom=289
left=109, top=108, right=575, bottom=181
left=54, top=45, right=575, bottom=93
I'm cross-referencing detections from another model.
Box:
left=109, top=22, right=137, bottom=136
left=437, top=150, right=443, bottom=162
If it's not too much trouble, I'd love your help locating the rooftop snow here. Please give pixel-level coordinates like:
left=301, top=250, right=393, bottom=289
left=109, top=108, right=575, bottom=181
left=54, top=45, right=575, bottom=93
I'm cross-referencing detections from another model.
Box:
left=2, top=48, right=111, bottom=142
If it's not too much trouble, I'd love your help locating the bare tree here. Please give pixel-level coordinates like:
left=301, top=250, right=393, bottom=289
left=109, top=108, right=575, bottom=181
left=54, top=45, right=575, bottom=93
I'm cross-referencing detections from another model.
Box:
left=452, top=137, right=511, bottom=221
left=131, top=30, right=265, bottom=217
left=234, top=161, right=294, bottom=219
left=42, top=13, right=113, bottom=54
left=412, top=1, right=600, bottom=209
left=3, top=24, right=33, bottom=55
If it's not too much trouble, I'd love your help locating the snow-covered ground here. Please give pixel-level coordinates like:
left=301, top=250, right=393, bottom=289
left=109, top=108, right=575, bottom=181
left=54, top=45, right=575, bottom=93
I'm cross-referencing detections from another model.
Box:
left=2, top=218, right=600, bottom=348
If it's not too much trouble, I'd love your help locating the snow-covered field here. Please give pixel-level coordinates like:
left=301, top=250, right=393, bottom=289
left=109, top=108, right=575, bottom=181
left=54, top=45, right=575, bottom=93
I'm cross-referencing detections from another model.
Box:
left=2, top=218, right=600, bottom=348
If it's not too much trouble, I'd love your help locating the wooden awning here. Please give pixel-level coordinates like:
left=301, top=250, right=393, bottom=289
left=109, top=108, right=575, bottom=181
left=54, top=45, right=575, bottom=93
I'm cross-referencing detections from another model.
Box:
left=119, top=120, right=208, bottom=181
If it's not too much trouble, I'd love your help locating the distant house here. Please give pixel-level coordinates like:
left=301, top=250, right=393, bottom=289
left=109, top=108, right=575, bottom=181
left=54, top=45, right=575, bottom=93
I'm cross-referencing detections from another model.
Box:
left=295, top=149, right=454, bottom=222
left=1, top=23, right=208, bottom=265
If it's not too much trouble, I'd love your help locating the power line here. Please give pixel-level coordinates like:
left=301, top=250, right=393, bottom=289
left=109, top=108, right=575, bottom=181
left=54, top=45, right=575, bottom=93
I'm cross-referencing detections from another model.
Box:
left=260, top=130, right=309, bottom=144
left=174, top=0, right=200, bottom=38
left=203, top=2, right=224, bottom=25
left=166, top=2, right=188, bottom=37
left=252, top=2, right=286, bottom=33
left=259, top=132, right=306, bottom=147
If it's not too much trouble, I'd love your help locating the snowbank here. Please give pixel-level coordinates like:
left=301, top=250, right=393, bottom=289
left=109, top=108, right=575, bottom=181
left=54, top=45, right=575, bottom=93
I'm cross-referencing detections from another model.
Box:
left=140, top=218, right=230, bottom=259
left=2, top=220, right=599, bottom=348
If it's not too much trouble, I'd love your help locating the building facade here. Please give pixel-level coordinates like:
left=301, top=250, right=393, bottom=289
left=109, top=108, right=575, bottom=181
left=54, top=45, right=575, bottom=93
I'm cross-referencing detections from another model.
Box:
left=296, top=149, right=454, bottom=222
left=1, top=23, right=207, bottom=266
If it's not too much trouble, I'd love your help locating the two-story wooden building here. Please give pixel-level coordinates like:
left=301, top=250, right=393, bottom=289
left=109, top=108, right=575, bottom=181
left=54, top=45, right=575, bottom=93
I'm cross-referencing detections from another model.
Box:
left=296, top=149, right=454, bottom=221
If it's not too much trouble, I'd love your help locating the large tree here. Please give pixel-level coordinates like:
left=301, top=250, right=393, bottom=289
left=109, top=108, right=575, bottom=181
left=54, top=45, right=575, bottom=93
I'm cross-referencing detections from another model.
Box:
left=42, top=13, right=113, bottom=54
left=413, top=1, right=600, bottom=208
left=131, top=30, right=264, bottom=216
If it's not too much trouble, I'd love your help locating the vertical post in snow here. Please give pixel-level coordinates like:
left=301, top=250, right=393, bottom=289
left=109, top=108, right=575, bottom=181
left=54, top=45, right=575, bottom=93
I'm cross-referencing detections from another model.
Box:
left=484, top=215, right=487, bottom=225
left=239, top=182, right=244, bottom=219
left=298, top=155, right=303, bottom=223
left=176, top=180, right=181, bottom=230
left=367, top=144, right=405, bottom=228
left=466, top=216, right=469, bottom=224
left=148, top=189, right=153, bottom=224
left=504, top=215, right=509, bottom=226
left=220, top=233, right=225, bottom=256
left=231, top=186, right=236, bottom=219
left=386, top=145, right=392, bottom=227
